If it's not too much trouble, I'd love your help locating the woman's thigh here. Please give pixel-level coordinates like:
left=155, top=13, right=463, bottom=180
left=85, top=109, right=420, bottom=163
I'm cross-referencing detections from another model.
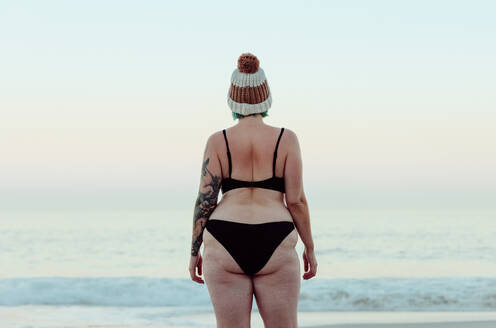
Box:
left=202, top=232, right=253, bottom=328
left=252, top=247, right=301, bottom=328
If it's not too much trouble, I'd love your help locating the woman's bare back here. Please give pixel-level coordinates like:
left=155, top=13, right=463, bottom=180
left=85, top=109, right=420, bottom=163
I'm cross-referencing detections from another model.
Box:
left=208, top=123, right=294, bottom=224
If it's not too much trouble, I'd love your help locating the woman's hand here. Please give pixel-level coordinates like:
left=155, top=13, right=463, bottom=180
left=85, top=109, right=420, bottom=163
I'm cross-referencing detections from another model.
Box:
left=302, top=247, right=317, bottom=280
left=189, top=254, right=204, bottom=284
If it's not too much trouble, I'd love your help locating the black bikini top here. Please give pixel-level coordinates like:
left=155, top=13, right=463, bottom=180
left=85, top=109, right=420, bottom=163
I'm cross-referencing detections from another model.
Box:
left=221, top=127, right=286, bottom=194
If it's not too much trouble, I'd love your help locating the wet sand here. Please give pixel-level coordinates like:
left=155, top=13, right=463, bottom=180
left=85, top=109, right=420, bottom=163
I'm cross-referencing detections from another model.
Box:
left=306, top=321, right=496, bottom=328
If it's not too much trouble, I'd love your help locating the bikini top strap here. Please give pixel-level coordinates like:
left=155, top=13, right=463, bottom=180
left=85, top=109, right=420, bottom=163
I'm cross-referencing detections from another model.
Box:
left=222, top=129, right=232, bottom=178
left=272, top=127, right=285, bottom=177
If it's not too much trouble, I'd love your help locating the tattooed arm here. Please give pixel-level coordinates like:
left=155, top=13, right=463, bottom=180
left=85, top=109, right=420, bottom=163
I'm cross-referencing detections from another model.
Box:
left=190, top=157, right=221, bottom=255
left=189, top=134, right=222, bottom=283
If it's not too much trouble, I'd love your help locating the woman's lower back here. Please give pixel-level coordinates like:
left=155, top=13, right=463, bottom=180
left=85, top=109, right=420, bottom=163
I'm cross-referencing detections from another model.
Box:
left=209, top=188, right=294, bottom=224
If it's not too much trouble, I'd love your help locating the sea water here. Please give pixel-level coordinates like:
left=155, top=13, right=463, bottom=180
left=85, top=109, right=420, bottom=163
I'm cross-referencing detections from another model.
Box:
left=1, top=208, right=495, bottom=327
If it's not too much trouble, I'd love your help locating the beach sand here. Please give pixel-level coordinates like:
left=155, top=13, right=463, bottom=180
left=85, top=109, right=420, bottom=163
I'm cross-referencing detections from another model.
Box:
left=306, top=321, right=496, bottom=328
left=83, top=321, right=496, bottom=328
left=296, top=311, right=496, bottom=328
left=2, top=307, right=496, bottom=327
left=157, top=311, right=496, bottom=328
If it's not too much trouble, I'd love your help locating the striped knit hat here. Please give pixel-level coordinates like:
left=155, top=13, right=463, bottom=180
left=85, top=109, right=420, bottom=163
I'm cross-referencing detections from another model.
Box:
left=227, top=53, right=272, bottom=115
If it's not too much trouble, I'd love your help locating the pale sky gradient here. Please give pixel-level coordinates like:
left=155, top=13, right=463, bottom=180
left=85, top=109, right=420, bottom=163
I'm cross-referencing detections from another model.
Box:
left=1, top=1, right=495, bottom=210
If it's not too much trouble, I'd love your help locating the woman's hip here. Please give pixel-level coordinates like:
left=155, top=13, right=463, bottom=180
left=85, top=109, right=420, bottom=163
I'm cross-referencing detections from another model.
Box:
left=202, top=220, right=298, bottom=276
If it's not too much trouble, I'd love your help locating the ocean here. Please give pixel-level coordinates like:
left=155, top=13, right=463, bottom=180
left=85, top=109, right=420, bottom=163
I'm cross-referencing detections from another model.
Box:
left=1, top=208, right=495, bottom=327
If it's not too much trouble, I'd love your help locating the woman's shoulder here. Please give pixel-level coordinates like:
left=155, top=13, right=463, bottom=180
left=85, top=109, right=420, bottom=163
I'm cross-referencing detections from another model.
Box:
left=263, top=124, right=298, bottom=138
left=276, top=126, right=298, bottom=146
left=259, top=125, right=299, bottom=151
left=205, top=130, right=225, bottom=148
left=281, top=127, right=297, bottom=138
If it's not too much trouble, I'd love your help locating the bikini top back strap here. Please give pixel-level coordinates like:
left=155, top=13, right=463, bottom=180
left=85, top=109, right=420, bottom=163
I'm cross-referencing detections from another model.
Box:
left=222, top=129, right=232, bottom=178
left=272, top=127, right=285, bottom=177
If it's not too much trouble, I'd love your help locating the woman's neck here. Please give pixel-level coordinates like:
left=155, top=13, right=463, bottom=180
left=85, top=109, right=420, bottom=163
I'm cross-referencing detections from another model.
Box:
left=237, top=114, right=264, bottom=127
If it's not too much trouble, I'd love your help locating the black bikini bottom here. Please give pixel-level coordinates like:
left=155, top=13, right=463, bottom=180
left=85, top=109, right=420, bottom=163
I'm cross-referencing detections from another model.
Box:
left=204, top=219, right=296, bottom=276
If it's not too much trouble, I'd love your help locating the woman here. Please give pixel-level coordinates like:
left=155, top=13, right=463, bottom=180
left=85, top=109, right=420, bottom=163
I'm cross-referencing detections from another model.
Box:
left=189, top=53, right=317, bottom=328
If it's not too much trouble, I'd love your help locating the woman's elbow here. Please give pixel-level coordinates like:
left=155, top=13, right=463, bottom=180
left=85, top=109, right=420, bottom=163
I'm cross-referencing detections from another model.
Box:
left=286, top=194, right=307, bottom=209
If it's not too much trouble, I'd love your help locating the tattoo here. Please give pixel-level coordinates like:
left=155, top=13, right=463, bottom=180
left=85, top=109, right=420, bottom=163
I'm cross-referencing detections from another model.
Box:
left=191, top=156, right=221, bottom=256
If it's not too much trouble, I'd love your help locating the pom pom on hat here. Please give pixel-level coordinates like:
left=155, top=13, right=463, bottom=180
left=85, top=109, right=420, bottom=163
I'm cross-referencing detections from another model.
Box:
left=237, top=53, right=259, bottom=74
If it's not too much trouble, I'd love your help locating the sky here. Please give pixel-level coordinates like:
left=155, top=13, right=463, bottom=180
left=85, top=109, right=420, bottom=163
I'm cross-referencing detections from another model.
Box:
left=0, top=0, right=495, bottom=210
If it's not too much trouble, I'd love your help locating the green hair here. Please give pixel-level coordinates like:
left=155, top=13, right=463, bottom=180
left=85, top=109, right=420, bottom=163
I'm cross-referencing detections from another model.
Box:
left=232, top=111, right=269, bottom=120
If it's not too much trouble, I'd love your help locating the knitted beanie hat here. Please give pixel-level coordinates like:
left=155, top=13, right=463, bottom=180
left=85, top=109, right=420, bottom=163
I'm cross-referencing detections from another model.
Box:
left=227, top=53, right=272, bottom=115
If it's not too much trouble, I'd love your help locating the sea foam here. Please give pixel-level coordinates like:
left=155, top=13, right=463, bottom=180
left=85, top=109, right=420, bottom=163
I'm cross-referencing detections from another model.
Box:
left=1, top=276, right=495, bottom=311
